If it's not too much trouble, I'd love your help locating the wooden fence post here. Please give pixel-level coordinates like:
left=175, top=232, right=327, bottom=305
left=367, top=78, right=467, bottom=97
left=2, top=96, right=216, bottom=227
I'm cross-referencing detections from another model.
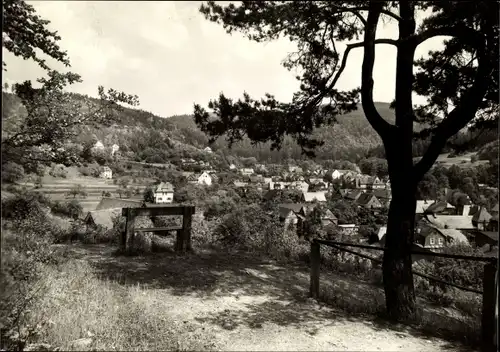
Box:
left=183, top=207, right=193, bottom=252
left=125, top=208, right=136, bottom=254
left=310, top=241, right=320, bottom=299
left=481, top=262, right=497, bottom=352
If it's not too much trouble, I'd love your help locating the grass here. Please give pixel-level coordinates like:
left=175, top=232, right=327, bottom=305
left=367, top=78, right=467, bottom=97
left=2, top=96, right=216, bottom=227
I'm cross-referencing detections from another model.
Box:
left=23, top=259, right=218, bottom=351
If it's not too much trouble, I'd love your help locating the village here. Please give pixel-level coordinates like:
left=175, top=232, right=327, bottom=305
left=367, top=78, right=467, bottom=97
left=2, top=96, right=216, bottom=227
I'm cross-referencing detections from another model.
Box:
left=83, top=140, right=499, bottom=261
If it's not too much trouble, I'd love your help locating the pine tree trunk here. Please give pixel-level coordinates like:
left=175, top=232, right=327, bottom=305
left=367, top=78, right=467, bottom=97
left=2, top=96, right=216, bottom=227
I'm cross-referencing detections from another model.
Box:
left=382, top=172, right=417, bottom=321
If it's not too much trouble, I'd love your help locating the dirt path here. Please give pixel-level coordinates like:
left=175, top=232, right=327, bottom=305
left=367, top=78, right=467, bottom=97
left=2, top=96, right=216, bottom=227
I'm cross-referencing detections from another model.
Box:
left=64, top=244, right=471, bottom=351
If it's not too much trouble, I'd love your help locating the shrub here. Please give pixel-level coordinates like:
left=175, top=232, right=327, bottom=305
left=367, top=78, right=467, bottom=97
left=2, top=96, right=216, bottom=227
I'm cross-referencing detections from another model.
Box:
left=1, top=215, right=70, bottom=350
left=1, top=162, right=25, bottom=183
left=51, top=200, right=83, bottom=220
left=2, top=191, right=52, bottom=220
left=48, top=165, right=67, bottom=178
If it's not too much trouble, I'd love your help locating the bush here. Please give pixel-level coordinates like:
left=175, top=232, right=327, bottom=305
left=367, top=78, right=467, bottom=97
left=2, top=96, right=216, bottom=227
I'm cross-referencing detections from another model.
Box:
left=51, top=200, right=83, bottom=220
left=2, top=191, right=53, bottom=220
left=1, top=162, right=25, bottom=183
left=48, top=164, right=68, bottom=178
left=1, top=215, right=70, bottom=350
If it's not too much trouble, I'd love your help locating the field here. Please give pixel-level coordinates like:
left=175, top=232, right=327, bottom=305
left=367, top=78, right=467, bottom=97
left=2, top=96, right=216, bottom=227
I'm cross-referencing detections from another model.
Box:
left=414, top=152, right=489, bottom=169
left=19, top=167, right=147, bottom=213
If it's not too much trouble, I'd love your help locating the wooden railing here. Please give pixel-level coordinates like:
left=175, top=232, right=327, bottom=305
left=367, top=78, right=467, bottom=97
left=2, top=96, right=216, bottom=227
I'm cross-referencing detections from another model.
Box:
left=121, top=205, right=195, bottom=253
left=309, top=239, right=498, bottom=352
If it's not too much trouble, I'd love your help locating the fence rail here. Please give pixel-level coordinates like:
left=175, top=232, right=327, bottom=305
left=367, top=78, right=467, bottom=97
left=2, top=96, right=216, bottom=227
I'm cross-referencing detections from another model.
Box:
left=309, top=239, right=498, bottom=352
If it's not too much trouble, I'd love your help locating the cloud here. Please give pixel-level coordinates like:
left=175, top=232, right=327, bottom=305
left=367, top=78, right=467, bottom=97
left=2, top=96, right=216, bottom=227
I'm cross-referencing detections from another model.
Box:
left=3, top=2, right=446, bottom=117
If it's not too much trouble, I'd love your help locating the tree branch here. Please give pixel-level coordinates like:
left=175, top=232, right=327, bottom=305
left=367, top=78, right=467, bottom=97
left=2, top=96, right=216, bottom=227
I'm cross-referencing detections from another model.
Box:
left=322, top=38, right=398, bottom=101
left=361, top=2, right=394, bottom=139
left=412, top=26, right=483, bottom=48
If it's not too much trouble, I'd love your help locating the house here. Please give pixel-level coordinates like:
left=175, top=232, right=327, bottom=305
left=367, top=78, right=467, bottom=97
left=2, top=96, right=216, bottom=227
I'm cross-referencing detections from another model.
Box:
left=422, top=214, right=475, bottom=230
left=188, top=171, right=212, bottom=186
left=95, top=197, right=144, bottom=211
left=85, top=208, right=122, bottom=231
left=255, top=164, right=268, bottom=173
left=292, top=181, right=309, bottom=192
left=263, top=177, right=273, bottom=184
left=154, top=182, right=174, bottom=204
left=415, top=219, right=469, bottom=250
left=462, top=229, right=498, bottom=248
left=93, top=140, right=105, bottom=150
left=99, top=166, right=112, bottom=179
left=330, top=169, right=354, bottom=180
left=372, top=189, right=391, bottom=207
left=288, top=166, right=303, bottom=174
left=472, top=207, right=492, bottom=230
left=345, top=190, right=363, bottom=202
left=491, top=204, right=499, bottom=216
left=233, top=181, right=249, bottom=188
left=356, top=193, right=382, bottom=209
left=278, top=203, right=303, bottom=229
left=354, top=175, right=384, bottom=190
left=240, top=168, right=255, bottom=176
left=423, top=201, right=456, bottom=215
left=204, top=146, right=213, bottom=153
left=111, top=144, right=120, bottom=156
left=229, top=164, right=237, bottom=171
left=337, top=224, right=359, bottom=236
left=308, top=178, right=329, bottom=190
left=302, top=191, right=327, bottom=203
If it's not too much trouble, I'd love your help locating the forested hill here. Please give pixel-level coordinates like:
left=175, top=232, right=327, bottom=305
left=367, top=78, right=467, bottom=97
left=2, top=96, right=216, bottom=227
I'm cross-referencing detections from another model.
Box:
left=166, top=102, right=396, bottom=162
left=2, top=90, right=496, bottom=164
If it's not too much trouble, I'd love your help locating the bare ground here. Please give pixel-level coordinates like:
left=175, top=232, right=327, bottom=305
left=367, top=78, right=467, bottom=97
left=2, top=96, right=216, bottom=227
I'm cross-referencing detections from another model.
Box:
left=61, top=243, right=475, bottom=351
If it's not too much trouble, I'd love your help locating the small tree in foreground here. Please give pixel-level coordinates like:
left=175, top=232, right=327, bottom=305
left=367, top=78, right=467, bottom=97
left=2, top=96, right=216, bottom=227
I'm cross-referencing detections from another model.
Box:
left=193, top=1, right=498, bottom=321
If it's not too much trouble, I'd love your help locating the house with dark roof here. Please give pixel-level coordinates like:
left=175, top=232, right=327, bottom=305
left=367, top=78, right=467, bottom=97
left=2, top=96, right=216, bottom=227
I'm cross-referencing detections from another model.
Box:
left=371, top=189, right=391, bottom=207
left=356, top=193, right=382, bottom=209
left=95, top=197, right=144, bottom=211
left=85, top=208, right=122, bottom=230
left=345, top=190, right=363, bottom=202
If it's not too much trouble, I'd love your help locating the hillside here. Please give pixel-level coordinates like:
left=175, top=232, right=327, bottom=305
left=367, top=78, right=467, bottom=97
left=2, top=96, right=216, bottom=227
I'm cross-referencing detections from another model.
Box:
left=2, top=90, right=496, bottom=164
left=167, top=103, right=395, bottom=162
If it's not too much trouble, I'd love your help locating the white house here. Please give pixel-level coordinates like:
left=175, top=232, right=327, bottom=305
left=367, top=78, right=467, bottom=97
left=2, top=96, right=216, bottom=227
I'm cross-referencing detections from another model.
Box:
left=99, top=166, right=112, bottom=179
left=229, top=164, right=237, bottom=170
left=154, top=182, right=174, bottom=204
left=93, top=140, right=105, bottom=150
left=188, top=171, right=212, bottom=186
left=111, top=144, right=120, bottom=155
left=240, top=168, right=255, bottom=176
left=204, top=146, right=213, bottom=153
left=302, top=191, right=327, bottom=202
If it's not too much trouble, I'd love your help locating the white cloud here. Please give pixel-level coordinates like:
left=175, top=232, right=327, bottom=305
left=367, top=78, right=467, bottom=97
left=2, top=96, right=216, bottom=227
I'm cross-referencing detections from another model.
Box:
left=3, top=2, right=447, bottom=117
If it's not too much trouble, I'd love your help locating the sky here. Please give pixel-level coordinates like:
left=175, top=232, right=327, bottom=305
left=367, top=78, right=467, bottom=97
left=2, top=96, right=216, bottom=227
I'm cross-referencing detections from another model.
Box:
left=2, top=1, right=447, bottom=118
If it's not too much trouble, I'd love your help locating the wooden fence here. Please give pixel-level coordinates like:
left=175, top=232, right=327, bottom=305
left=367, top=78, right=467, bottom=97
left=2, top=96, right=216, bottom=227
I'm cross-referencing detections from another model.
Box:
left=121, top=205, right=195, bottom=253
left=309, top=239, right=498, bottom=352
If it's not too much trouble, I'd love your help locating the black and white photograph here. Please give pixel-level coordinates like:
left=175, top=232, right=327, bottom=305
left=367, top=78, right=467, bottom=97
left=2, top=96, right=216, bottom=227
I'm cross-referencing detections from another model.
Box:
left=1, top=1, right=498, bottom=351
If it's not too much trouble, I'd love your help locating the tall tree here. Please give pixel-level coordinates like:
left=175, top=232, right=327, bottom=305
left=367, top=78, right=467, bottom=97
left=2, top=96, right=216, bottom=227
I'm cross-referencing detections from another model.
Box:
left=193, top=1, right=498, bottom=320
left=2, top=0, right=139, bottom=169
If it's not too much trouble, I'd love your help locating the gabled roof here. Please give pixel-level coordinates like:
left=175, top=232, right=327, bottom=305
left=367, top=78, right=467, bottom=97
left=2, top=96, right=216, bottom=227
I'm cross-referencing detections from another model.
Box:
left=95, top=197, right=143, bottom=211
left=356, top=193, right=378, bottom=206
left=434, top=228, right=469, bottom=244
left=492, top=204, right=499, bottom=213
left=278, top=203, right=306, bottom=213
left=372, top=189, right=391, bottom=199
left=85, top=208, right=122, bottom=229
left=155, top=182, right=174, bottom=192
left=424, top=201, right=455, bottom=214
left=415, top=200, right=435, bottom=214
left=302, top=191, right=327, bottom=202
left=345, top=190, right=363, bottom=201
left=472, top=207, right=492, bottom=223
left=425, top=214, right=474, bottom=230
